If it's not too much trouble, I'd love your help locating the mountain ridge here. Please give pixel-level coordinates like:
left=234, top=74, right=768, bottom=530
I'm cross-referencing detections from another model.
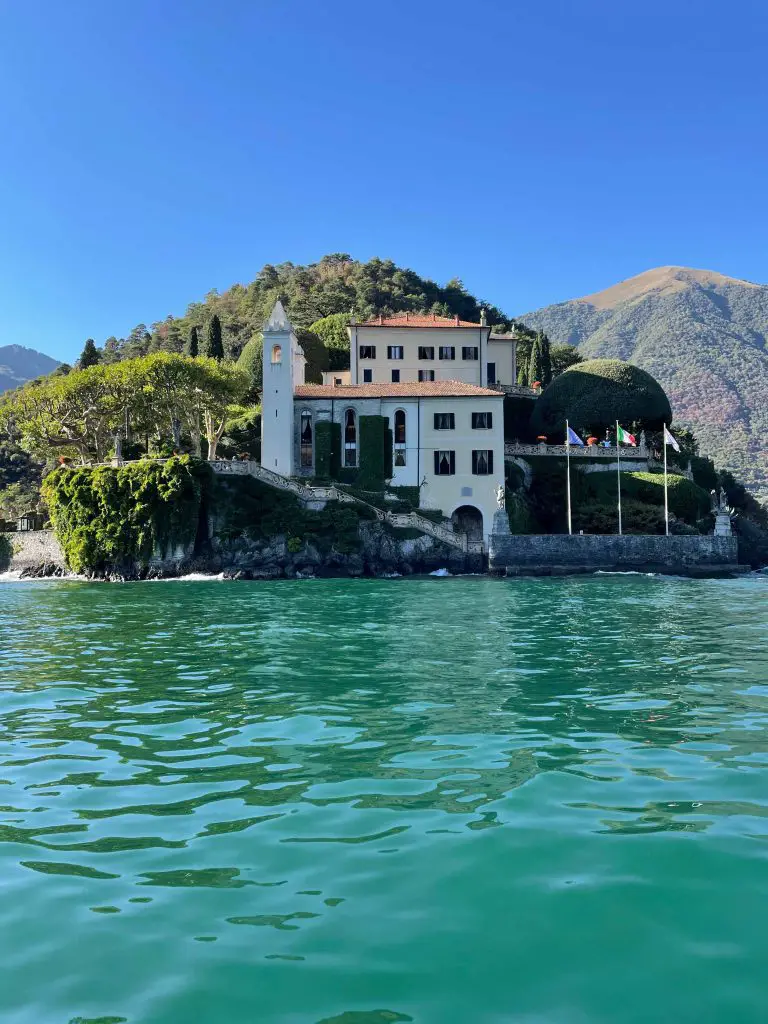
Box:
left=0, top=344, right=61, bottom=393
left=520, top=266, right=768, bottom=501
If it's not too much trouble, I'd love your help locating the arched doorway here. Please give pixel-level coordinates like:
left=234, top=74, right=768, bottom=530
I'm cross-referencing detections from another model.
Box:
left=452, top=505, right=484, bottom=543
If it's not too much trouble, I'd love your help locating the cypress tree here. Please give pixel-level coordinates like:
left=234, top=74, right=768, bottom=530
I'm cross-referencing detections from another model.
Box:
left=78, top=338, right=101, bottom=369
left=539, top=332, right=553, bottom=386
left=185, top=325, right=199, bottom=358
left=204, top=314, right=224, bottom=361
left=528, top=333, right=544, bottom=386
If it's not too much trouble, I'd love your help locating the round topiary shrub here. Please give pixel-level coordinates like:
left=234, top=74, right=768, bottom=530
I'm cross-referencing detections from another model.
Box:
left=530, top=359, right=672, bottom=437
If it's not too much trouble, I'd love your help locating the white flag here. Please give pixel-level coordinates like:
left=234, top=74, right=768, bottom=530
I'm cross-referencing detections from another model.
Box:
left=664, top=426, right=680, bottom=452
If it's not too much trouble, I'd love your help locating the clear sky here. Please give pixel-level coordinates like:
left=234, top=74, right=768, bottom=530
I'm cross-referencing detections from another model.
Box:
left=1, top=0, right=767, bottom=362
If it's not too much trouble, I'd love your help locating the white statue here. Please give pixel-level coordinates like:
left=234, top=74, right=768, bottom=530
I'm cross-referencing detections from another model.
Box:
left=496, top=484, right=506, bottom=509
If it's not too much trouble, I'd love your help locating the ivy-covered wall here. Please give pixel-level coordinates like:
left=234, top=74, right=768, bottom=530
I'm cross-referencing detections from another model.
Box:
left=0, top=534, right=10, bottom=571
left=357, top=415, right=392, bottom=489
left=213, top=474, right=376, bottom=554
left=42, top=457, right=210, bottom=573
left=314, top=420, right=341, bottom=481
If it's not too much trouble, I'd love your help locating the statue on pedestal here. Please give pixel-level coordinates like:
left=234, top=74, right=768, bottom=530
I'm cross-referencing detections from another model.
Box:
left=496, top=484, right=506, bottom=510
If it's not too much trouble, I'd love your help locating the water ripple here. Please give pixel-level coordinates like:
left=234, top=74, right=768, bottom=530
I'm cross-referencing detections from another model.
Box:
left=1, top=575, right=767, bottom=1023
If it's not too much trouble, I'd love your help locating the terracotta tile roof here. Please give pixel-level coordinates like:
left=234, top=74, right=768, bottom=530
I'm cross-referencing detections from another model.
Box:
left=294, top=381, right=503, bottom=399
left=357, top=314, right=483, bottom=328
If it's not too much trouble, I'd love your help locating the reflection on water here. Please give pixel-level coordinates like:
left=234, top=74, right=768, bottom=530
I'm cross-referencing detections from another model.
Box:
left=0, top=575, right=767, bottom=1023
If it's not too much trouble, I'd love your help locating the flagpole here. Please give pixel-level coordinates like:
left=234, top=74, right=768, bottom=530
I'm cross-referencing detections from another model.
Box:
left=616, top=419, right=622, bottom=535
left=663, top=423, right=669, bottom=536
left=566, top=419, right=572, bottom=535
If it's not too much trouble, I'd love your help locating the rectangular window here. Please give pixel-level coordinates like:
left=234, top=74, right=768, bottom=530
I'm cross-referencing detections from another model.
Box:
left=487, top=362, right=496, bottom=384
left=391, top=369, right=400, bottom=383
left=472, top=411, right=493, bottom=429
left=359, top=345, right=376, bottom=359
left=418, top=369, right=435, bottom=382
left=462, top=346, right=479, bottom=360
left=363, top=368, right=372, bottom=383
left=433, top=412, right=455, bottom=430
left=472, top=449, right=494, bottom=475
left=387, top=345, right=404, bottom=359
left=434, top=450, right=456, bottom=475
left=439, top=346, right=455, bottom=360
left=418, top=346, right=435, bottom=360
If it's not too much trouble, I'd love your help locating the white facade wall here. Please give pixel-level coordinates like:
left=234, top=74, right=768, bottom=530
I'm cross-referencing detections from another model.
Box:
left=348, top=325, right=515, bottom=387
left=417, top=395, right=505, bottom=542
left=293, top=392, right=505, bottom=542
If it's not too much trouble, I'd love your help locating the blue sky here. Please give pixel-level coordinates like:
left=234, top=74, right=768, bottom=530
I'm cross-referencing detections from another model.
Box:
left=1, top=0, right=767, bottom=362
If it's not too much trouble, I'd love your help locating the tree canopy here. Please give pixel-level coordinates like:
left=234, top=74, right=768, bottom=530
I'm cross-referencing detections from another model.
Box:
left=0, top=354, right=248, bottom=464
left=76, top=254, right=514, bottom=365
left=531, top=358, right=673, bottom=437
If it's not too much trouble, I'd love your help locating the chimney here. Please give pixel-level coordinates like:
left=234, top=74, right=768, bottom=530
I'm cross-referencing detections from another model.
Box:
left=480, top=308, right=487, bottom=326
left=378, top=313, right=383, bottom=325
left=454, top=314, right=459, bottom=326
left=405, top=311, right=409, bottom=321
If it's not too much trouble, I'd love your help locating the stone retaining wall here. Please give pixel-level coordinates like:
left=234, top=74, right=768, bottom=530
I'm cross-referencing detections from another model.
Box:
left=489, top=533, right=739, bottom=575
left=1, top=530, right=67, bottom=573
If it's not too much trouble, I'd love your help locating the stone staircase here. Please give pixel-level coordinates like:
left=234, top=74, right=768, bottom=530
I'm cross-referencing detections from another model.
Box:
left=211, top=460, right=470, bottom=551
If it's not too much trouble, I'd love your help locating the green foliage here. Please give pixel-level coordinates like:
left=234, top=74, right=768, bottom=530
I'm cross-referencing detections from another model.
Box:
left=85, top=254, right=513, bottom=369
left=390, top=485, right=420, bottom=508
left=506, top=490, right=536, bottom=533
left=531, top=359, right=672, bottom=437
left=42, top=457, right=210, bottom=573
left=309, top=313, right=351, bottom=371
left=690, top=455, right=719, bottom=492
left=357, top=415, right=391, bottom=489
left=204, top=314, right=224, bottom=361
left=296, top=329, right=329, bottom=384
left=236, top=335, right=263, bottom=400
left=572, top=499, right=668, bottom=536
left=0, top=533, right=10, bottom=570
left=185, top=326, right=199, bottom=358
left=550, top=344, right=583, bottom=377
left=0, top=354, right=248, bottom=464
left=213, top=474, right=373, bottom=554
left=78, top=338, right=101, bottom=369
left=586, top=470, right=711, bottom=524
left=220, top=406, right=261, bottom=459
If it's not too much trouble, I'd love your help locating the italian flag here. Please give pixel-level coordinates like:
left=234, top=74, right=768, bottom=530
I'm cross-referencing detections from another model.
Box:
left=617, top=424, right=636, bottom=446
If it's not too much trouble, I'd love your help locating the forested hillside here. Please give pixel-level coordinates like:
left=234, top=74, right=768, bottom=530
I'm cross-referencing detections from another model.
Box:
left=521, top=267, right=768, bottom=501
left=96, top=254, right=514, bottom=364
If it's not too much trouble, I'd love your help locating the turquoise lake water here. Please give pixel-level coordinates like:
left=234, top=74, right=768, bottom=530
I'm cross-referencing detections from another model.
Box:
left=1, top=574, right=767, bottom=1023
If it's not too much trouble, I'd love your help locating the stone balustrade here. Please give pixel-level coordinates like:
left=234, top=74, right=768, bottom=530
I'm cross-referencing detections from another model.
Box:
left=505, top=441, right=650, bottom=460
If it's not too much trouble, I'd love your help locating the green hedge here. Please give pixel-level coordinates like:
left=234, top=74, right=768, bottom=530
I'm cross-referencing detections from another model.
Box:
left=358, top=415, right=391, bottom=489
left=42, top=457, right=210, bottom=573
left=586, top=471, right=710, bottom=524
left=531, top=359, right=672, bottom=436
left=0, top=534, right=10, bottom=571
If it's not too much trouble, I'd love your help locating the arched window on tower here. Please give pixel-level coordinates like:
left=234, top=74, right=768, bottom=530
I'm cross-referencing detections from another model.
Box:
left=393, top=409, right=406, bottom=467
left=344, top=409, right=357, bottom=467
left=271, top=344, right=282, bottom=364
left=300, top=410, right=313, bottom=468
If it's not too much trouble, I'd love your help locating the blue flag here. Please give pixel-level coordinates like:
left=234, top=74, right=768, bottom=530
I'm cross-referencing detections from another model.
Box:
left=566, top=426, right=585, bottom=446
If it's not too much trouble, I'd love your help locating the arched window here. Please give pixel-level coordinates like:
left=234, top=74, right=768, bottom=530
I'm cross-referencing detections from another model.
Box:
left=271, top=344, right=282, bottom=364
left=393, top=409, right=406, bottom=467
left=344, top=409, right=357, bottom=467
left=300, top=410, right=313, bottom=468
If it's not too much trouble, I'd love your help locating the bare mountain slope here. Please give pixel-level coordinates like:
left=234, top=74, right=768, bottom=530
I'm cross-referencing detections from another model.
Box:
left=0, top=344, right=61, bottom=393
left=521, top=267, right=768, bottom=500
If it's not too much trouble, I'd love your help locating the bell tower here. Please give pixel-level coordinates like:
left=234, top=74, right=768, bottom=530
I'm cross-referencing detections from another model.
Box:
left=261, top=300, right=305, bottom=476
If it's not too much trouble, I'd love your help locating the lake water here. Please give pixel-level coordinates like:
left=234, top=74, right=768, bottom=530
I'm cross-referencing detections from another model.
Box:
left=1, top=574, right=767, bottom=1024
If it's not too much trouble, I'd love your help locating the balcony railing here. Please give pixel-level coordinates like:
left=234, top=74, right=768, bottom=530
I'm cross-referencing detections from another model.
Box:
left=505, top=441, right=650, bottom=460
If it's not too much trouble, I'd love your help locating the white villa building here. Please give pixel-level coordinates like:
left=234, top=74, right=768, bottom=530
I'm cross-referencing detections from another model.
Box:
left=260, top=301, right=508, bottom=544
